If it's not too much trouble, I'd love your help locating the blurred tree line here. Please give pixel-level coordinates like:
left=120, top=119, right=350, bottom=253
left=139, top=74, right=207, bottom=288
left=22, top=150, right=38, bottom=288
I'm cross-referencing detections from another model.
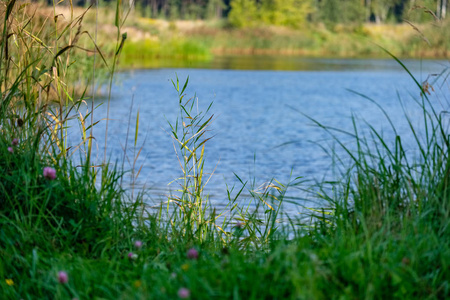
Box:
left=227, top=0, right=448, bottom=28
left=43, top=0, right=448, bottom=27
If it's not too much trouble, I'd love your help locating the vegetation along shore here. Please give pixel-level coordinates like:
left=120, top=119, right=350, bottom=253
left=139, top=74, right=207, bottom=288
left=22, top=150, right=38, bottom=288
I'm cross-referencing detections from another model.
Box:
left=0, top=0, right=449, bottom=299
left=36, top=0, right=450, bottom=69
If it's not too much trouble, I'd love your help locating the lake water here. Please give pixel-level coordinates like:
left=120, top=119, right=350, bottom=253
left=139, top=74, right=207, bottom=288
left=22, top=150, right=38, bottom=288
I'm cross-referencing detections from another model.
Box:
left=68, top=56, right=449, bottom=213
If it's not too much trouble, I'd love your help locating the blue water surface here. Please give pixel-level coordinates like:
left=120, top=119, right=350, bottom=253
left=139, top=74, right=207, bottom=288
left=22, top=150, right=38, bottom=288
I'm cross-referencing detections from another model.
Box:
left=67, top=57, right=449, bottom=212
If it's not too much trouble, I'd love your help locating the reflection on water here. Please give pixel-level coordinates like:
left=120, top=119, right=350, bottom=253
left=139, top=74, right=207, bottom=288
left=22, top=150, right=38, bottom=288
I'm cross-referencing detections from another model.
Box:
left=70, top=56, right=448, bottom=214
left=128, top=55, right=446, bottom=72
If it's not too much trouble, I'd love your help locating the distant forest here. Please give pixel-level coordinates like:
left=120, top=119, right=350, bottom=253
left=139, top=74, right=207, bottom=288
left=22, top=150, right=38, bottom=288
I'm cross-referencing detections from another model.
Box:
left=43, top=0, right=448, bottom=27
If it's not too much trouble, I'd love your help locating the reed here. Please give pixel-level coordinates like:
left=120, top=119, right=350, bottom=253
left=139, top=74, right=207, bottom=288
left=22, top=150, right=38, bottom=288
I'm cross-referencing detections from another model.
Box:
left=303, top=49, right=450, bottom=232
left=0, top=0, right=139, bottom=255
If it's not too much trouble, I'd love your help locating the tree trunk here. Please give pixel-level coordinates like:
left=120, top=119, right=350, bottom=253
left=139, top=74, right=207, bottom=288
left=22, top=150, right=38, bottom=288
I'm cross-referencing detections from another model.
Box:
left=151, top=0, right=157, bottom=18
left=437, top=0, right=442, bottom=18
left=216, top=2, right=222, bottom=18
left=365, top=0, right=371, bottom=22
left=162, top=0, right=168, bottom=18
left=443, top=0, right=447, bottom=19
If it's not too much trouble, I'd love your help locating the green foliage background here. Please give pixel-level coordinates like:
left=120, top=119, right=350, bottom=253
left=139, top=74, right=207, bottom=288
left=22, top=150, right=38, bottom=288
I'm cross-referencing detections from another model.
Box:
left=229, top=0, right=314, bottom=28
left=107, top=0, right=450, bottom=27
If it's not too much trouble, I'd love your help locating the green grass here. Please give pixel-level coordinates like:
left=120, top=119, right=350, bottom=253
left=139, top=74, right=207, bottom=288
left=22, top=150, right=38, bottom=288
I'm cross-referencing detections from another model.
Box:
left=117, top=19, right=450, bottom=67
left=0, top=1, right=449, bottom=299
left=34, top=5, right=450, bottom=70
left=120, top=38, right=212, bottom=69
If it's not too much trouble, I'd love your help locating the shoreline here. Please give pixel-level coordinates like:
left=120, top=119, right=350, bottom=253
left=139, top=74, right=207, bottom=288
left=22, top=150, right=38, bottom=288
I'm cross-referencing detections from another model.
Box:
left=118, top=53, right=449, bottom=71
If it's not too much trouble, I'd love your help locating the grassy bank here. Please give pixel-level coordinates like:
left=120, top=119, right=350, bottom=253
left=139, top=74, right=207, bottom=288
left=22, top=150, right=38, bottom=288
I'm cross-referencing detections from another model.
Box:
left=1, top=1, right=449, bottom=299
left=119, top=17, right=450, bottom=68
left=34, top=5, right=450, bottom=70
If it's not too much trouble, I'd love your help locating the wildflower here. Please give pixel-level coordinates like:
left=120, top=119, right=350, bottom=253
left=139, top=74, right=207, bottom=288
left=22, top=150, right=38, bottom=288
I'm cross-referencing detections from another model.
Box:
left=178, top=287, right=190, bottom=299
left=235, top=221, right=243, bottom=229
left=43, top=167, right=56, bottom=180
left=7, top=147, right=13, bottom=153
left=5, top=279, right=14, bottom=286
left=187, top=248, right=198, bottom=260
left=57, top=271, right=68, bottom=284
left=12, top=138, right=19, bottom=146
left=133, top=280, right=142, bottom=288
left=181, top=264, right=189, bottom=271
left=128, top=252, right=138, bottom=260
left=134, top=240, right=143, bottom=249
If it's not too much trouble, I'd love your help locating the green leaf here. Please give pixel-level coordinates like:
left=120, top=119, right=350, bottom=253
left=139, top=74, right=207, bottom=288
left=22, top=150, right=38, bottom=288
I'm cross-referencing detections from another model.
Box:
left=135, top=110, right=139, bottom=147
left=181, top=76, right=189, bottom=95
left=6, top=0, right=17, bottom=20
left=115, top=32, right=127, bottom=55
left=115, top=0, right=122, bottom=28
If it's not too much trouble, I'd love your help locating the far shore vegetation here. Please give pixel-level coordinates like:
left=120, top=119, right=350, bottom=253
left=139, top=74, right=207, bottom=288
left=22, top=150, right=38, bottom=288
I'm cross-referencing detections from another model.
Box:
left=35, top=0, right=450, bottom=70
